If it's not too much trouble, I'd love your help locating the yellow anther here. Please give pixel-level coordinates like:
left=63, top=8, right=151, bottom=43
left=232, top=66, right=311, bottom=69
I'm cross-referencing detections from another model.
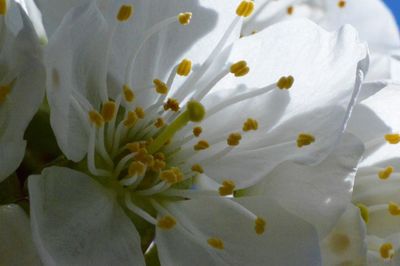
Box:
left=128, top=161, right=146, bottom=176
left=154, top=118, right=165, bottom=128
left=157, top=215, right=176, bottom=230
left=187, top=100, right=206, bottom=122
left=88, top=110, right=104, bottom=127
left=177, top=59, right=192, bottom=76
left=134, top=148, right=154, bottom=167
left=337, top=0, right=346, bottom=8
left=126, top=142, right=141, bottom=153
left=154, top=152, right=165, bottom=161
left=117, top=5, right=133, bottom=21
left=388, top=202, right=400, bottom=216
left=255, top=217, right=266, bottom=235
left=385, top=134, right=400, bottom=144
left=378, top=166, right=394, bottom=180
left=236, top=0, right=255, bottom=17
left=193, top=126, right=202, bottom=137
left=380, top=243, right=394, bottom=259
left=0, top=83, right=11, bottom=103
left=194, top=140, right=210, bottom=151
left=191, top=164, right=204, bottom=173
left=277, top=75, right=295, bottom=89
left=171, top=167, right=183, bottom=181
left=135, top=107, right=145, bottom=119
left=297, top=133, right=315, bottom=148
left=101, top=101, right=116, bottom=122
left=123, top=84, right=135, bottom=102
left=154, top=79, right=168, bottom=94
left=164, top=98, right=180, bottom=112
left=230, top=60, right=250, bottom=77
left=0, top=0, right=6, bottom=15
left=227, top=133, right=242, bottom=146
left=160, top=168, right=183, bottom=184
left=356, top=203, right=369, bottom=224
left=243, top=118, right=258, bottom=131
left=329, top=234, right=351, bottom=254
left=123, top=111, right=138, bottom=128
left=178, top=12, right=192, bottom=25
left=207, top=238, right=224, bottom=250
left=219, top=180, right=235, bottom=196
left=287, top=6, right=294, bottom=15
left=151, top=159, right=166, bottom=171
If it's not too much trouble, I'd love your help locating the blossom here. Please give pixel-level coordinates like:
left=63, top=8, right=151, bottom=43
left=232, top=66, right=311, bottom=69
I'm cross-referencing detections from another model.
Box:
left=0, top=0, right=45, bottom=182
left=29, top=0, right=368, bottom=264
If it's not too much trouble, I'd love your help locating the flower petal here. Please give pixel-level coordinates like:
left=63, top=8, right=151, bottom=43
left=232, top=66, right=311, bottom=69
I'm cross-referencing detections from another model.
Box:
left=28, top=167, right=145, bottom=266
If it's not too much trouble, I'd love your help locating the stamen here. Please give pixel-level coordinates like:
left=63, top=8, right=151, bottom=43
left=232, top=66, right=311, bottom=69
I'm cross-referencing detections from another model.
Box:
left=101, top=101, right=116, bottom=122
left=207, top=238, right=224, bottom=250
left=123, top=84, right=135, bottom=102
left=124, top=111, right=138, bottom=128
left=297, top=133, right=315, bottom=148
left=277, top=75, right=294, bottom=89
left=193, top=126, right=202, bottom=137
left=89, top=110, right=104, bottom=128
left=254, top=217, right=266, bottom=235
left=125, top=193, right=157, bottom=225
left=157, top=215, right=177, bottom=230
left=243, top=118, right=258, bottom=131
left=230, top=60, right=250, bottom=77
left=337, top=0, right=346, bottom=8
left=160, top=167, right=183, bottom=184
left=117, top=5, right=134, bottom=21
left=385, top=134, right=400, bottom=144
left=154, top=117, right=165, bottom=128
left=164, top=98, right=180, bottom=112
left=191, top=164, right=204, bottom=173
left=380, top=243, right=394, bottom=259
left=227, top=133, right=242, bottom=146
left=0, top=83, right=11, bottom=103
left=177, top=59, right=192, bottom=76
left=135, top=107, right=145, bottom=119
left=0, top=0, right=6, bottom=15
left=128, top=161, right=146, bottom=176
left=236, top=0, right=255, bottom=17
left=219, top=180, right=235, bottom=196
left=287, top=6, right=294, bottom=15
left=388, top=202, right=400, bottom=216
left=356, top=203, right=369, bottom=224
left=194, top=140, right=210, bottom=151
left=126, top=142, right=141, bottom=153
left=378, top=166, right=394, bottom=180
left=154, top=79, right=169, bottom=94
left=87, top=128, right=111, bottom=177
left=178, top=12, right=192, bottom=25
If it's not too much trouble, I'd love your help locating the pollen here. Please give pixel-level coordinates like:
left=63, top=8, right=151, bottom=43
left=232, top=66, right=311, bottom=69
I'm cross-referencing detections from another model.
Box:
left=157, top=215, right=177, bottom=230
left=178, top=12, right=192, bottom=25
left=164, top=98, right=180, bottom=112
left=194, top=140, right=210, bottom=151
left=128, top=161, right=146, bottom=176
left=123, top=111, right=138, bottom=128
left=227, top=133, right=242, bottom=146
left=385, top=134, right=400, bottom=144
left=135, top=107, right=145, bottom=119
left=356, top=203, right=369, bottom=224
left=193, top=126, right=202, bottom=137
left=191, top=164, right=204, bottom=173
left=255, top=217, right=266, bottom=235
left=177, top=59, right=192, bottom=76
left=134, top=148, right=154, bottom=167
left=0, top=0, right=6, bottom=15
left=151, top=159, right=166, bottom=171
left=160, top=168, right=183, bottom=184
left=187, top=100, right=206, bottom=122
left=236, top=1, right=255, bottom=17
left=297, top=133, right=315, bottom=148
left=243, top=118, right=258, bottom=131
left=230, top=60, right=250, bottom=77
left=287, top=6, right=294, bottom=15
left=207, top=238, right=224, bottom=250
left=378, top=166, right=394, bottom=180
left=219, top=180, right=235, bottom=196
left=89, top=110, right=104, bottom=127
left=337, top=0, right=346, bottom=8
left=277, top=75, right=295, bottom=89
left=117, top=5, right=134, bottom=21
left=154, top=117, right=165, bottom=128
left=0, top=83, right=11, bottom=103
left=154, top=79, right=168, bottom=94
left=126, top=142, right=141, bottom=153
left=101, top=101, right=116, bottom=122
left=388, top=202, right=400, bottom=216
left=123, top=84, right=135, bottom=102
left=380, top=243, right=394, bottom=259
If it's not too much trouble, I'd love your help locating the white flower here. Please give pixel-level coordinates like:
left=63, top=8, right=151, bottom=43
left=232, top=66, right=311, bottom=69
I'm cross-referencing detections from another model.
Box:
left=0, top=0, right=45, bottom=182
left=29, top=0, right=367, bottom=264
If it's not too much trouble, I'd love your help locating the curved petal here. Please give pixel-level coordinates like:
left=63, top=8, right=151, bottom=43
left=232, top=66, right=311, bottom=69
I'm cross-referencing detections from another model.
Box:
left=0, top=204, right=42, bottom=266
left=156, top=196, right=321, bottom=266
left=28, top=167, right=145, bottom=266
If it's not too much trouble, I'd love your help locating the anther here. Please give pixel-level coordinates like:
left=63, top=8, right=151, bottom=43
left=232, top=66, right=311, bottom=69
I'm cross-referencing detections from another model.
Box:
left=135, top=107, right=145, bottom=119
left=287, top=6, right=294, bottom=15
left=154, top=79, right=169, bottom=94
left=128, top=161, right=146, bottom=176
left=154, top=152, right=165, bottom=161
left=236, top=1, right=255, bottom=17
left=160, top=168, right=183, bottom=184
left=101, top=101, right=116, bottom=122
left=219, top=180, right=235, bottom=196
left=277, top=75, right=295, bottom=89
left=124, top=111, right=138, bottom=128
left=297, top=133, right=315, bottom=148
left=385, top=134, right=400, bottom=144
left=356, top=203, right=369, bottom=224
left=117, top=5, right=134, bottom=22
left=380, top=243, right=394, bottom=259
left=154, top=118, right=165, bottom=128
left=123, top=84, right=135, bottom=102
left=378, top=166, right=394, bottom=180
left=178, top=12, right=192, bottom=25
left=0, top=0, right=6, bottom=15
left=0, top=83, right=11, bottom=103
left=164, top=98, right=180, bottom=112
left=89, top=110, right=104, bottom=127
left=157, top=215, right=176, bottom=230
left=191, top=164, right=204, bottom=173
left=243, top=118, right=258, bottom=131
left=230, top=60, right=250, bottom=77
left=193, top=126, right=202, bottom=137
left=134, top=148, right=154, bottom=167
left=255, top=217, right=266, bottom=235
left=388, top=202, right=400, bottom=216
left=337, top=0, right=346, bottom=8
left=207, top=238, right=224, bottom=250
left=227, top=133, right=242, bottom=146
left=177, top=59, right=192, bottom=76
left=126, top=142, right=141, bottom=153
left=194, top=140, right=209, bottom=151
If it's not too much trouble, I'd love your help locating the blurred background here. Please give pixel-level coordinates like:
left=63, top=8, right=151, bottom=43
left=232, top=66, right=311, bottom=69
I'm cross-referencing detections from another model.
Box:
left=384, top=0, right=400, bottom=25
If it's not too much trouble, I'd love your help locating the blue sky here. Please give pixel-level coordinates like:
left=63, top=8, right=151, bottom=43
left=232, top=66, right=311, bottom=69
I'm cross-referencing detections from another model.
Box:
left=384, top=0, right=400, bottom=25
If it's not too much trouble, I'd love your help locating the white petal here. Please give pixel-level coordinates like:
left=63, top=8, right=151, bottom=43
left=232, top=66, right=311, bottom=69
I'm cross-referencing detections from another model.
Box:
left=0, top=204, right=42, bottom=266
left=28, top=167, right=145, bottom=266
left=320, top=204, right=367, bottom=266
left=156, top=196, right=321, bottom=265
